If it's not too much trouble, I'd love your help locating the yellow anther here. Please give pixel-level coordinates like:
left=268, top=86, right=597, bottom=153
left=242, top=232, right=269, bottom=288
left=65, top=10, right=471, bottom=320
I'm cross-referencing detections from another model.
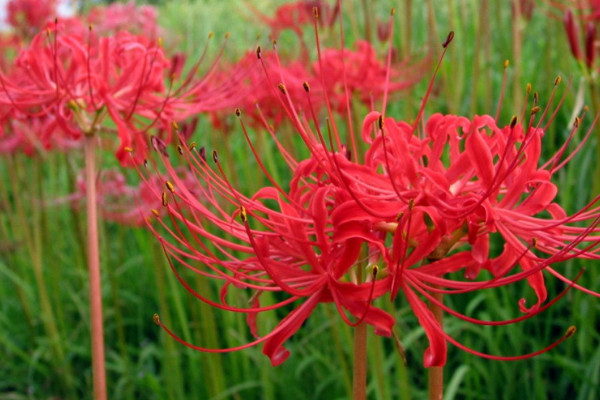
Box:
left=162, top=192, right=168, bottom=207
left=240, top=206, right=248, bottom=222
left=124, top=146, right=133, bottom=153
left=278, top=83, right=287, bottom=95
left=165, top=181, right=175, bottom=193
left=565, top=326, right=577, bottom=338
left=153, top=313, right=161, bottom=325
left=151, top=209, right=160, bottom=218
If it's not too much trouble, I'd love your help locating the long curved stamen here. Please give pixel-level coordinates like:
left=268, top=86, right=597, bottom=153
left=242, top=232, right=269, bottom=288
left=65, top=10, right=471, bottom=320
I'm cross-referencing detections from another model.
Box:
left=411, top=31, right=454, bottom=134
left=152, top=289, right=322, bottom=353
left=443, top=325, right=576, bottom=361
left=408, top=269, right=584, bottom=326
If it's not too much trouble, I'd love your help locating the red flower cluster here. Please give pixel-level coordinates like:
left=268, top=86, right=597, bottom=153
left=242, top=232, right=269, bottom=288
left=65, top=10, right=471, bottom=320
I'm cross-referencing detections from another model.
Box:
left=0, top=17, right=238, bottom=165
left=146, top=30, right=600, bottom=367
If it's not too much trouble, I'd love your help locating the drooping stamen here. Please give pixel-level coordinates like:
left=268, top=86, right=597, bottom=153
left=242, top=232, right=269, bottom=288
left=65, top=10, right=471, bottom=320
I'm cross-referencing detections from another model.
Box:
left=408, top=268, right=585, bottom=326
left=443, top=325, right=576, bottom=361
left=152, top=286, right=325, bottom=354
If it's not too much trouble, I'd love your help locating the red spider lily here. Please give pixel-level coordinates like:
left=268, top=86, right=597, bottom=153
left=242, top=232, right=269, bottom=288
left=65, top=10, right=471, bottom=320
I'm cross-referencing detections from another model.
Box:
left=0, top=22, right=168, bottom=161
left=142, top=140, right=394, bottom=366
left=207, top=38, right=423, bottom=134
left=7, top=0, right=57, bottom=38
left=329, top=104, right=600, bottom=364
left=86, top=1, right=159, bottom=38
left=0, top=20, right=237, bottom=164
left=206, top=49, right=314, bottom=132
left=145, top=5, right=600, bottom=371
left=313, top=40, right=424, bottom=112
left=245, top=0, right=337, bottom=41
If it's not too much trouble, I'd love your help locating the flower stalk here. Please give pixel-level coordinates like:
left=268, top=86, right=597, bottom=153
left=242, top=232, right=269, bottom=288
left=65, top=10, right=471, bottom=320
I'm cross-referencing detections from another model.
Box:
left=428, top=288, right=444, bottom=400
left=84, top=133, right=106, bottom=400
left=352, top=322, right=368, bottom=400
